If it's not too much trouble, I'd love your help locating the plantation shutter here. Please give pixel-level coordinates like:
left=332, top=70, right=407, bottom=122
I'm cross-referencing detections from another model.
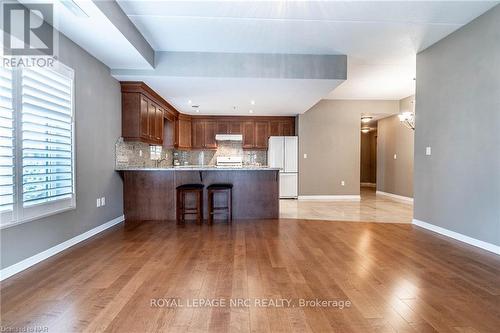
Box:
left=0, top=67, right=14, bottom=219
left=21, top=67, right=74, bottom=210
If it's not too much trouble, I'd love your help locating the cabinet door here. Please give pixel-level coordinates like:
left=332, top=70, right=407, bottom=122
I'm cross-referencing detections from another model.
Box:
left=254, top=121, right=270, bottom=148
left=140, top=97, right=149, bottom=139
left=155, top=107, right=164, bottom=144
left=229, top=121, right=242, bottom=134
left=204, top=121, right=217, bottom=149
left=282, top=120, right=294, bottom=136
left=270, top=121, right=282, bottom=136
left=177, top=118, right=192, bottom=148
left=192, top=120, right=205, bottom=149
left=242, top=121, right=255, bottom=149
left=148, top=101, right=157, bottom=141
left=217, top=121, right=229, bottom=134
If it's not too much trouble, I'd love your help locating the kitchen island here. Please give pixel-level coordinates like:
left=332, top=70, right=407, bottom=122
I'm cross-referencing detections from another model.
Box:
left=118, top=167, right=280, bottom=221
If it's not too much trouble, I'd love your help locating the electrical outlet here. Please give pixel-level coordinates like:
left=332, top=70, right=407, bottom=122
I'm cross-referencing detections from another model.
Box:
left=303, top=153, right=308, bottom=159
left=101, top=197, right=105, bottom=206
left=341, top=180, right=345, bottom=186
left=139, top=150, right=143, bottom=157
left=96, top=198, right=101, bottom=207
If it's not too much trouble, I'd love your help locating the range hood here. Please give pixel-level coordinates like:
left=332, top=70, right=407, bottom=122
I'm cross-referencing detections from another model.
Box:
left=215, top=134, right=243, bottom=141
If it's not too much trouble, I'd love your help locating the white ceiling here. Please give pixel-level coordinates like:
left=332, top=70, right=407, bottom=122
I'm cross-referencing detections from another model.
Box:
left=16, top=0, right=153, bottom=69
left=113, top=75, right=344, bottom=116
left=115, top=0, right=498, bottom=111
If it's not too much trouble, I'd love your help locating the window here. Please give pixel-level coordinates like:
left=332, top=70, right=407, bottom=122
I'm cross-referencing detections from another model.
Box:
left=0, top=64, right=75, bottom=228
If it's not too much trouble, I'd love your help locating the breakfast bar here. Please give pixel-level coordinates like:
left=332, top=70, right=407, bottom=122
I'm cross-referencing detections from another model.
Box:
left=119, top=167, right=280, bottom=222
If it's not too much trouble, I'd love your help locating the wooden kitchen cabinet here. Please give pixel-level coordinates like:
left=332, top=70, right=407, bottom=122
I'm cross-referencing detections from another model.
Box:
left=270, top=119, right=295, bottom=137
left=204, top=121, right=217, bottom=149
left=217, top=121, right=229, bottom=134
left=254, top=120, right=270, bottom=149
left=122, top=92, right=163, bottom=145
left=192, top=119, right=217, bottom=149
left=242, top=121, right=255, bottom=149
left=121, top=82, right=296, bottom=149
left=175, top=114, right=192, bottom=149
left=191, top=119, right=204, bottom=149
left=121, top=82, right=176, bottom=145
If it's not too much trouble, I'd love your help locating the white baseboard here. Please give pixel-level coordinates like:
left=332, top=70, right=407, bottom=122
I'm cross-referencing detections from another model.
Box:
left=298, top=195, right=361, bottom=201
left=376, top=191, right=413, bottom=203
left=360, top=182, right=376, bottom=188
left=0, top=215, right=125, bottom=281
left=413, top=219, right=500, bottom=255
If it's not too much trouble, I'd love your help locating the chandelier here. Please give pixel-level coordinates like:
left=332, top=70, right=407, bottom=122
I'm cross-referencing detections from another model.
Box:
left=399, top=99, right=415, bottom=130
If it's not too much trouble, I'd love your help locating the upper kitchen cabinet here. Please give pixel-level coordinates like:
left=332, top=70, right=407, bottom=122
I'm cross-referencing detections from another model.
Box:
left=175, top=114, right=192, bottom=149
left=242, top=121, right=255, bottom=149
left=121, top=82, right=178, bottom=145
left=270, top=118, right=295, bottom=137
left=254, top=121, right=270, bottom=149
left=192, top=119, right=217, bottom=149
left=217, top=120, right=242, bottom=134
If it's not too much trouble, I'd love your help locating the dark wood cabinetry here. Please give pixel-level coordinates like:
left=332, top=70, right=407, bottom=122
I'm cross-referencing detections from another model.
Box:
left=175, top=114, right=192, bottom=149
left=270, top=119, right=294, bottom=136
left=254, top=121, right=270, bottom=148
left=192, top=119, right=217, bottom=149
left=242, top=121, right=255, bottom=149
left=121, top=82, right=176, bottom=146
left=121, top=82, right=295, bottom=150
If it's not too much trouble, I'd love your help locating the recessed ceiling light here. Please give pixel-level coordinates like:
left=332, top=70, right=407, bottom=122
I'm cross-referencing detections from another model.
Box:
left=250, top=100, right=255, bottom=105
left=249, top=110, right=254, bottom=114
left=361, top=116, right=373, bottom=123
left=188, top=100, right=192, bottom=104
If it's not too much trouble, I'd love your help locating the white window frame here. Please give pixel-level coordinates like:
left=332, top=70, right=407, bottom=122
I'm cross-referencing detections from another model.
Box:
left=0, top=62, right=75, bottom=229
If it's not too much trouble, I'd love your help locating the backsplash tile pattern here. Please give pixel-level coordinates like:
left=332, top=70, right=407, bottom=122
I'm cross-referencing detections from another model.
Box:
left=116, top=139, right=267, bottom=169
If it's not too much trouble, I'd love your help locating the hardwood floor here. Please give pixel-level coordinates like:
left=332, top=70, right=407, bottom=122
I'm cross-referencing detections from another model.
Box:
left=1, top=218, right=500, bottom=332
left=280, top=187, right=413, bottom=223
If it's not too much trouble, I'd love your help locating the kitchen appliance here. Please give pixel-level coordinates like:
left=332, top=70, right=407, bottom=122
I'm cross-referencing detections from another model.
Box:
left=216, top=156, right=243, bottom=168
left=215, top=134, right=243, bottom=141
left=268, top=136, right=298, bottom=198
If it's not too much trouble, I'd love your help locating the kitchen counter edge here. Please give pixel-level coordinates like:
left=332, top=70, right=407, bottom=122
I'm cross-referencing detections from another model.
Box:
left=116, top=167, right=281, bottom=171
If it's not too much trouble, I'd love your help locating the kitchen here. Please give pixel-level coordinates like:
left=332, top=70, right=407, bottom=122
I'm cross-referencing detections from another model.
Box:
left=116, top=82, right=298, bottom=223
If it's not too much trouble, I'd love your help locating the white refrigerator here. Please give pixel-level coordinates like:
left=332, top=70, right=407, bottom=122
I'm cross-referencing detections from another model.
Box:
left=268, top=136, right=298, bottom=198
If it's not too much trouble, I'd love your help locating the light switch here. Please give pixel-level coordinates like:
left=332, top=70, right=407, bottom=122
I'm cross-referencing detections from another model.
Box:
left=393, top=154, right=397, bottom=160
left=341, top=181, right=345, bottom=186
left=426, top=147, right=432, bottom=156
left=303, top=153, right=308, bottom=159
left=101, top=197, right=105, bottom=206
left=96, top=198, right=101, bottom=207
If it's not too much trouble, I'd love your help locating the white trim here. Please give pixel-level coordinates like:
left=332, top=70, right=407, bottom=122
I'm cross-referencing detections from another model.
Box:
left=0, top=215, right=125, bottom=281
left=413, top=219, right=500, bottom=255
left=360, top=182, right=376, bottom=188
left=376, top=191, right=413, bottom=203
left=298, top=195, right=361, bottom=201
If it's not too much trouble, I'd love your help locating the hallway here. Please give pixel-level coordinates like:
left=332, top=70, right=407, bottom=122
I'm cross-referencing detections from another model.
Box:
left=280, top=188, right=413, bottom=223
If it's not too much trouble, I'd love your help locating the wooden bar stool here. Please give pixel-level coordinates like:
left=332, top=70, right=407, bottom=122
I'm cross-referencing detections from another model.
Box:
left=207, top=183, right=233, bottom=225
left=176, top=184, right=204, bottom=225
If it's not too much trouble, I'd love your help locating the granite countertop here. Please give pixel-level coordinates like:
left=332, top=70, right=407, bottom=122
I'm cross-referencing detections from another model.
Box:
left=116, top=166, right=280, bottom=171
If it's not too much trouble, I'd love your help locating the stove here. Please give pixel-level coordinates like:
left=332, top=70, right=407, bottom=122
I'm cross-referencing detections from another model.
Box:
left=216, top=156, right=243, bottom=168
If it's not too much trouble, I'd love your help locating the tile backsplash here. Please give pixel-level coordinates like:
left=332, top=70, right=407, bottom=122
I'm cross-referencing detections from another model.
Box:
left=116, top=138, right=267, bottom=169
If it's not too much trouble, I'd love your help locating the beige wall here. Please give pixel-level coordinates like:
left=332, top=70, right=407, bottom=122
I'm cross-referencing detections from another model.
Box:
left=360, top=129, right=377, bottom=184
left=376, top=95, right=415, bottom=198
left=298, top=100, right=398, bottom=196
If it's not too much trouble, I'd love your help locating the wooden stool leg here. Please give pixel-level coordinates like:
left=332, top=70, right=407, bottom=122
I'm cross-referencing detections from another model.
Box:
left=208, top=190, right=213, bottom=225
left=196, top=190, right=202, bottom=225
left=176, top=190, right=182, bottom=224
left=228, top=188, right=232, bottom=224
